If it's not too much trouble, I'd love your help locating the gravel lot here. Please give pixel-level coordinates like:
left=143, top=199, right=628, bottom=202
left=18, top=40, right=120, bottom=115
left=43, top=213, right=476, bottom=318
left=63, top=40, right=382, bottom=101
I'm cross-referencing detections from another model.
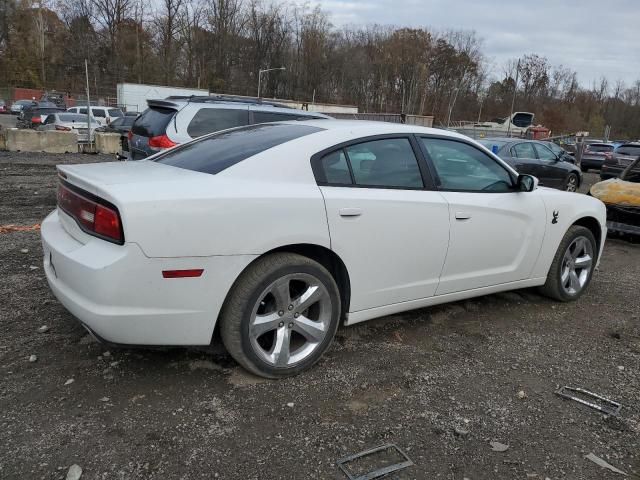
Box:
left=1, top=152, right=639, bottom=480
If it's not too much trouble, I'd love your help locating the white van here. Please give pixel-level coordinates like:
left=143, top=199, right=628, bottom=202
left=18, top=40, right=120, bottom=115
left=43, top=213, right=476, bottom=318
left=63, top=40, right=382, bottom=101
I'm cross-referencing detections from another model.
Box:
left=67, top=106, right=124, bottom=125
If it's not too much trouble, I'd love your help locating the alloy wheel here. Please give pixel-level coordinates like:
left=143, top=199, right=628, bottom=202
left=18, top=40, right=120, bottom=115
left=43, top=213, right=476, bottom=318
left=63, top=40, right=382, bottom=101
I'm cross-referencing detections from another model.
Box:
left=560, top=236, right=593, bottom=295
left=248, top=273, right=332, bottom=367
left=566, top=175, right=578, bottom=192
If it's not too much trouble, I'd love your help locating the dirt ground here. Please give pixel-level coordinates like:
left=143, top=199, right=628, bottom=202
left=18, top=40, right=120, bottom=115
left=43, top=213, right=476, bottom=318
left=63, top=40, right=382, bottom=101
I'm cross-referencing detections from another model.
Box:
left=1, top=152, right=639, bottom=480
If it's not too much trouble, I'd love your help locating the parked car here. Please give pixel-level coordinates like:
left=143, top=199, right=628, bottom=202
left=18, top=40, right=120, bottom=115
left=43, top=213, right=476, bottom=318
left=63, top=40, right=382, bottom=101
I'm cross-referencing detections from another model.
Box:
left=18, top=103, right=64, bottom=128
left=479, top=138, right=583, bottom=191
left=127, top=96, right=330, bottom=159
left=590, top=156, right=640, bottom=235
left=67, top=106, right=124, bottom=126
left=41, top=121, right=606, bottom=377
left=41, top=91, right=67, bottom=109
left=97, top=115, right=136, bottom=153
left=580, top=142, right=615, bottom=172
left=10, top=99, right=35, bottom=115
left=600, top=143, right=640, bottom=180
left=37, top=113, right=100, bottom=143
left=96, top=115, right=135, bottom=134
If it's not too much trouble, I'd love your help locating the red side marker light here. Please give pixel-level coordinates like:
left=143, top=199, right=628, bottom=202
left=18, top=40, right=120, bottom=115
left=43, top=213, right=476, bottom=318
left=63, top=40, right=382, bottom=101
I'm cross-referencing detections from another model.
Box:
left=162, top=269, right=204, bottom=279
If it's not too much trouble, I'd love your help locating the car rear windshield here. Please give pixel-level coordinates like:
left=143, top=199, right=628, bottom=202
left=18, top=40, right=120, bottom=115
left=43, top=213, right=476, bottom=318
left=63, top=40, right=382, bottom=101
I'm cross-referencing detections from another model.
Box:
left=587, top=144, right=613, bottom=152
left=132, top=107, right=176, bottom=137
left=616, top=145, right=640, bottom=156
left=155, top=124, right=323, bottom=175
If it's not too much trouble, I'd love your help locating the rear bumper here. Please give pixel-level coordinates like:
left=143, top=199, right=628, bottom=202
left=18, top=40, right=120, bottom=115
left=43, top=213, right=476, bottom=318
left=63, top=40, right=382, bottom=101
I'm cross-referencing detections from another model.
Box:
left=41, top=210, right=256, bottom=345
left=600, top=165, right=623, bottom=180
left=581, top=156, right=605, bottom=169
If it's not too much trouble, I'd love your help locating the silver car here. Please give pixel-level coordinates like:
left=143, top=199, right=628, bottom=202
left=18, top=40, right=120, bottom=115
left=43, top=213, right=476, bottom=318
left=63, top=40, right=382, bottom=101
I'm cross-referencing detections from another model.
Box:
left=38, top=113, right=100, bottom=143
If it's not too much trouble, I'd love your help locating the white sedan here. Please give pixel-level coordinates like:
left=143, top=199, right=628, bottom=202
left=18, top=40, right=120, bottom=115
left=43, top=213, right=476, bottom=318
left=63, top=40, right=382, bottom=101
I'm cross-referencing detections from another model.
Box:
left=41, top=121, right=606, bottom=377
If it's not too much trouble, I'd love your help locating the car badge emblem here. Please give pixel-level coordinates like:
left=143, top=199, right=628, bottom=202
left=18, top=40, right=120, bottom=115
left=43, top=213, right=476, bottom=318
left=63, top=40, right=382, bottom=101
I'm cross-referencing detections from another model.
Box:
left=552, top=211, right=559, bottom=224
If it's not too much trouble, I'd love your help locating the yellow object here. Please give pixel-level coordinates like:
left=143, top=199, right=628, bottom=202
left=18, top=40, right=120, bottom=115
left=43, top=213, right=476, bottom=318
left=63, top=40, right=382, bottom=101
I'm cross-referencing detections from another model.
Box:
left=590, top=179, right=640, bottom=207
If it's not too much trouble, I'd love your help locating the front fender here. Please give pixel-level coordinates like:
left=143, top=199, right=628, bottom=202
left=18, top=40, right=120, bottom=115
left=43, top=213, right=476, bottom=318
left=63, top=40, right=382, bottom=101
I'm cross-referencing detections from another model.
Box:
left=531, top=189, right=606, bottom=278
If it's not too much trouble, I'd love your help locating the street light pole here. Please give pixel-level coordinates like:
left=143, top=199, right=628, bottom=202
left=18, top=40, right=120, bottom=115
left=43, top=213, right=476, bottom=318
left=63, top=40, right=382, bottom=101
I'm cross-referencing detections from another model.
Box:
left=257, top=67, right=286, bottom=98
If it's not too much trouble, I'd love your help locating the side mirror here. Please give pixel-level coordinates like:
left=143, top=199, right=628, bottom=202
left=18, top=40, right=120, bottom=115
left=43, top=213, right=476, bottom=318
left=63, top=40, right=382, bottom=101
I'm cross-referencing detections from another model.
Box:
left=517, top=174, right=538, bottom=192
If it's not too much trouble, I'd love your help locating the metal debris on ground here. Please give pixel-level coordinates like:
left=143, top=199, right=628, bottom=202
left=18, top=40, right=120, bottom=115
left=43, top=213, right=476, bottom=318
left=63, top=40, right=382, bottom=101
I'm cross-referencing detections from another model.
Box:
left=584, top=453, right=628, bottom=476
left=555, top=386, right=622, bottom=416
left=0, top=224, right=41, bottom=234
left=336, top=444, right=413, bottom=480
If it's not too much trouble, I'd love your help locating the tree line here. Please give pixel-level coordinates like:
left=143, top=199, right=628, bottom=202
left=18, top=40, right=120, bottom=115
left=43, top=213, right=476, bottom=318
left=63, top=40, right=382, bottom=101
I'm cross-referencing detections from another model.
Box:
left=1, top=0, right=639, bottom=138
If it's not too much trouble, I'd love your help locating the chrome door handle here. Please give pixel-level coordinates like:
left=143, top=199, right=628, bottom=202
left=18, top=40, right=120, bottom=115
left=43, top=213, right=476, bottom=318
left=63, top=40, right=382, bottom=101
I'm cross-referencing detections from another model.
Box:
left=455, top=211, right=471, bottom=220
left=339, top=208, right=362, bottom=217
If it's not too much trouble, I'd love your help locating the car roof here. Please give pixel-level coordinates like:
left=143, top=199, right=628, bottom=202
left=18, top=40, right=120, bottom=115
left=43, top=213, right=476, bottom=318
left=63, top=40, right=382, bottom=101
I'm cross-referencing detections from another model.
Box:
left=149, top=96, right=330, bottom=118
left=271, top=119, right=474, bottom=139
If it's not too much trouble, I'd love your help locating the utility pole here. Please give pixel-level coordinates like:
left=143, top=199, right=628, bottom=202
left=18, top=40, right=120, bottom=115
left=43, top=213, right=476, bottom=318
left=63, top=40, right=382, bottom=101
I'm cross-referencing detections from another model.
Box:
left=507, top=59, right=520, bottom=137
left=85, top=59, right=93, bottom=149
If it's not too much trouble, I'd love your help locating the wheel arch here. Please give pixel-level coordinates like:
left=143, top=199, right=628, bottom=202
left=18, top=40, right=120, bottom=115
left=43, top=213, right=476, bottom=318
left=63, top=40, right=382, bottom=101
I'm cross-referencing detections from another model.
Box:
left=571, top=216, right=602, bottom=257
left=266, top=243, right=351, bottom=322
left=211, top=243, right=352, bottom=344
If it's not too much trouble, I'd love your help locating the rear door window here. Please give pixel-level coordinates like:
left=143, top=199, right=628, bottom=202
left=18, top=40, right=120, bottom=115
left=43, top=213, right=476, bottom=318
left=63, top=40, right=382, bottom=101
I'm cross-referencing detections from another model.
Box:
left=131, top=107, right=176, bottom=137
left=511, top=142, right=536, bottom=159
left=93, top=109, right=106, bottom=118
left=155, top=124, right=323, bottom=174
left=187, top=108, right=249, bottom=137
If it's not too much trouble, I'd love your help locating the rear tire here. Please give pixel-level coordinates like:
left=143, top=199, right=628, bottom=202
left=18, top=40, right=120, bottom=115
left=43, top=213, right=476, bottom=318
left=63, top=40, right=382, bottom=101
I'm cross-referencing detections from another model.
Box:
left=539, top=226, right=597, bottom=302
left=220, top=253, right=341, bottom=378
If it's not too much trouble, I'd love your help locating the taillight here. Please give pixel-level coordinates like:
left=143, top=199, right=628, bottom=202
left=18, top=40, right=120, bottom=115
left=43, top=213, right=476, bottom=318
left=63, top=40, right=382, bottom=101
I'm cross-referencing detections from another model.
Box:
left=31, top=117, right=41, bottom=124
left=148, top=134, right=177, bottom=149
left=55, top=125, right=71, bottom=131
left=57, top=182, right=124, bottom=244
left=127, top=130, right=133, bottom=141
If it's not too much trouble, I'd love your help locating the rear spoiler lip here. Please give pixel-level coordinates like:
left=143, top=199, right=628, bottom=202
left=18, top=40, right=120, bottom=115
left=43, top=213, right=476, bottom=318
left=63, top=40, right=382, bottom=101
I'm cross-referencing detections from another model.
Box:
left=146, top=99, right=180, bottom=110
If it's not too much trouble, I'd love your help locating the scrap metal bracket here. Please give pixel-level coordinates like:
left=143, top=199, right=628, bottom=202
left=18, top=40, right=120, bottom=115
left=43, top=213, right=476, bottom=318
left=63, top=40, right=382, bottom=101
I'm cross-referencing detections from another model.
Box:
left=555, top=386, right=622, bottom=416
left=336, top=443, right=413, bottom=480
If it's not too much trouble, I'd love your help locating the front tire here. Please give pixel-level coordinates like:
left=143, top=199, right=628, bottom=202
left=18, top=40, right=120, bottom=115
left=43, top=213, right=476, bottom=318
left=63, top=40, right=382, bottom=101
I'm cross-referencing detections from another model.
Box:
left=564, top=173, right=579, bottom=192
left=539, top=226, right=597, bottom=302
left=220, top=253, right=341, bottom=378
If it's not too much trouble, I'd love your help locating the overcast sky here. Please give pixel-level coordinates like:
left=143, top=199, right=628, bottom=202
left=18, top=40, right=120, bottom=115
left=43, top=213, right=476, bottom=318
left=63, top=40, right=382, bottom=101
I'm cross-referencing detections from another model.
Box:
left=312, top=0, right=639, bottom=87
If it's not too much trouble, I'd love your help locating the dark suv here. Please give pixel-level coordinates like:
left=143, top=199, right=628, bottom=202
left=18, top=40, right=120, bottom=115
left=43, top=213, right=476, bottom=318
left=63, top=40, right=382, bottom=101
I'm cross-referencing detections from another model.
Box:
left=126, top=96, right=330, bottom=159
left=600, top=143, right=640, bottom=180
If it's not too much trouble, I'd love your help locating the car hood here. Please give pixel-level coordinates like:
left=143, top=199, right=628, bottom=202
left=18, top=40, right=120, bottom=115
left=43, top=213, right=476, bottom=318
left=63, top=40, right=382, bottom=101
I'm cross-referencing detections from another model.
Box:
left=590, top=178, right=640, bottom=207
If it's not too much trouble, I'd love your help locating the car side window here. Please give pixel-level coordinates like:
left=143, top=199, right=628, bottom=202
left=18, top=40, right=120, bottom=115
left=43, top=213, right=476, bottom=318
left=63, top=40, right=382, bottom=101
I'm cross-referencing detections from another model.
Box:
left=345, top=138, right=423, bottom=188
left=79, top=108, right=87, bottom=114
left=44, top=115, right=55, bottom=124
left=420, top=137, right=513, bottom=192
left=317, top=150, right=352, bottom=185
left=93, top=109, right=106, bottom=118
left=187, top=108, right=249, bottom=137
left=511, top=142, right=536, bottom=159
left=534, top=143, right=557, bottom=161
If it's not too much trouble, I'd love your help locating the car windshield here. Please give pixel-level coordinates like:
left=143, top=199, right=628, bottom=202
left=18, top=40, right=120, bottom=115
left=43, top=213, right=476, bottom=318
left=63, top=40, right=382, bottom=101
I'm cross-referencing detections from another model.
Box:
left=155, top=123, right=324, bottom=175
